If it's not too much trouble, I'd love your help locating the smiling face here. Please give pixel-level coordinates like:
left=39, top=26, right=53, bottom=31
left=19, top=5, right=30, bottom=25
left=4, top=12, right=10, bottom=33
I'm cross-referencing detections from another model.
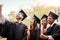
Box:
left=41, top=18, right=47, bottom=27
left=47, top=16, right=55, bottom=25
left=16, top=13, right=23, bottom=20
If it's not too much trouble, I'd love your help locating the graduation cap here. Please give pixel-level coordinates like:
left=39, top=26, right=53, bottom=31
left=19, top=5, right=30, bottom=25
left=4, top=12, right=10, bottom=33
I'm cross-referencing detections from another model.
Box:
left=41, top=14, right=48, bottom=20
left=33, top=15, right=40, bottom=24
left=19, top=10, right=27, bottom=21
left=48, top=11, right=58, bottom=19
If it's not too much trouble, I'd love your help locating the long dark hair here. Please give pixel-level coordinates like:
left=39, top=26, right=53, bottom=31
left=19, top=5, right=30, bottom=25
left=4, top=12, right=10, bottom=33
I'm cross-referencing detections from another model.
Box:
left=30, top=21, right=37, bottom=29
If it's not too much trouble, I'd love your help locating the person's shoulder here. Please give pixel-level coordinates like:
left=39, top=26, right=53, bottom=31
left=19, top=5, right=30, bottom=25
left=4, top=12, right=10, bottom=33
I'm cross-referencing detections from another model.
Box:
left=54, top=23, right=60, bottom=28
left=55, top=23, right=60, bottom=26
left=21, top=22, right=27, bottom=29
left=21, top=22, right=26, bottom=26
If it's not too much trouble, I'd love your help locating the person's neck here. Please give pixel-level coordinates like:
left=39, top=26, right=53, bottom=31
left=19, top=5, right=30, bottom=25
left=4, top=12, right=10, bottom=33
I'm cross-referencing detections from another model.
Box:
left=50, top=20, right=55, bottom=25
left=50, top=22, right=54, bottom=25
left=16, top=20, right=21, bottom=23
left=50, top=22, right=55, bottom=27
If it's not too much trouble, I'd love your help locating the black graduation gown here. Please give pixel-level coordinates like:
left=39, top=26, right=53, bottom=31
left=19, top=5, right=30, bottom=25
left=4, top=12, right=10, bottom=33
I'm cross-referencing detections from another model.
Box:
left=0, top=23, right=3, bottom=35
left=1, top=20, right=16, bottom=40
left=36, top=28, right=40, bottom=40
left=15, top=22, right=27, bottom=40
left=45, top=23, right=60, bottom=40
left=29, top=27, right=40, bottom=40
left=39, top=27, right=48, bottom=40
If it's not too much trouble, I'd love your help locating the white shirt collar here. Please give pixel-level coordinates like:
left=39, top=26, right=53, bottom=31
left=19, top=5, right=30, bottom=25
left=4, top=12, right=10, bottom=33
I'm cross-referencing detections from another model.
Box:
left=50, top=22, right=55, bottom=27
left=16, top=21, right=22, bottom=23
left=19, top=21, right=22, bottom=23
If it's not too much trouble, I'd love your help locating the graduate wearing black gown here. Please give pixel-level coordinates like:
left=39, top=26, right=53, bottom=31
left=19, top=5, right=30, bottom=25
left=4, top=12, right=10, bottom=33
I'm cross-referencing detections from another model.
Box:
left=0, top=10, right=27, bottom=40
left=0, top=23, right=3, bottom=36
left=1, top=20, right=16, bottom=40
left=40, top=14, right=48, bottom=40
left=40, top=11, right=60, bottom=40
left=45, top=11, right=60, bottom=40
left=29, top=15, right=40, bottom=40
left=15, top=22, right=27, bottom=40
left=33, top=15, right=40, bottom=40
left=15, top=10, right=27, bottom=40
left=0, top=6, right=16, bottom=40
left=30, top=21, right=37, bottom=40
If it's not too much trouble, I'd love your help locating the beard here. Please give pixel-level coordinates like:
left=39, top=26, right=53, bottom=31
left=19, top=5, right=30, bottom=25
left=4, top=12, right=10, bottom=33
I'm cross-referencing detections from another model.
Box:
left=16, top=17, right=21, bottom=20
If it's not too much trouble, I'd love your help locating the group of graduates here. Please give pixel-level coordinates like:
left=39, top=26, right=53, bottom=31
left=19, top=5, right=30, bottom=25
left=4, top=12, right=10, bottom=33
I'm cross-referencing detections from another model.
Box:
left=0, top=10, right=60, bottom=40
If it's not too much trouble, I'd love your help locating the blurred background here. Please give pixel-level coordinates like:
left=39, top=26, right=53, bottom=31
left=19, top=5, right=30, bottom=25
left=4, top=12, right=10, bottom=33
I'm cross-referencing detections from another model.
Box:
left=0, top=0, right=60, bottom=40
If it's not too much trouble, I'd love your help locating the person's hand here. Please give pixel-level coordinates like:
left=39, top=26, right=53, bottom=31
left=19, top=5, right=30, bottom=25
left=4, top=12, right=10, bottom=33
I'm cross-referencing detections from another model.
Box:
left=27, top=29, right=30, bottom=37
left=43, top=29, right=47, bottom=33
left=26, top=29, right=30, bottom=40
left=40, top=34, right=48, bottom=39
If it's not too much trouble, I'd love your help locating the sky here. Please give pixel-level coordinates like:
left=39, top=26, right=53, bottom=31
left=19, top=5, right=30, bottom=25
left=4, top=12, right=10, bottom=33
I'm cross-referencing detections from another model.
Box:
left=0, top=0, right=60, bottom=18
